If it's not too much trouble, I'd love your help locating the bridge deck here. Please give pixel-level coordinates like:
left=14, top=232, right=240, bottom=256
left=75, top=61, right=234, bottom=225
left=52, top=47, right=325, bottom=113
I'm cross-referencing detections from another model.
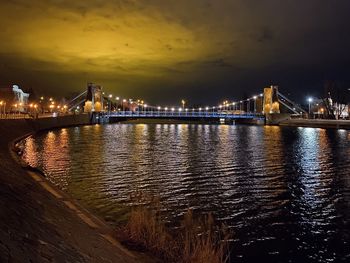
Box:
left=104, top=111, right=265, bottom=119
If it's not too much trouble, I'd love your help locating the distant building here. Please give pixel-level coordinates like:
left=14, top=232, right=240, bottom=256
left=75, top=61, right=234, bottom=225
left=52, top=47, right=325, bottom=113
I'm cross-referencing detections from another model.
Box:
left=0, top=84, right=30, bottom=112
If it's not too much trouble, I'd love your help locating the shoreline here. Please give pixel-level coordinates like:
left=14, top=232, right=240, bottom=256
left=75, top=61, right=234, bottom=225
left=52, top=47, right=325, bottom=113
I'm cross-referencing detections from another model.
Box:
left=0, top=115, right=153, bottom=262
left=279, top=118, right=350, bottom=129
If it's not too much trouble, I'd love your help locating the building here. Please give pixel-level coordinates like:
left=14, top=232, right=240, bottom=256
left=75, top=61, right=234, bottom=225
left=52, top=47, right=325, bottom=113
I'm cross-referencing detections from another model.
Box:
left=0, top=85, right=30, bottom=112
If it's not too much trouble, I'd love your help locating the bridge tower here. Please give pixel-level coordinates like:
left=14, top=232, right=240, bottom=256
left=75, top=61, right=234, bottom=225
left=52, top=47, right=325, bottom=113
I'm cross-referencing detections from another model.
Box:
left=263, top=85, right=280, bottom=114
left=84, top=83, right=103, bottom=112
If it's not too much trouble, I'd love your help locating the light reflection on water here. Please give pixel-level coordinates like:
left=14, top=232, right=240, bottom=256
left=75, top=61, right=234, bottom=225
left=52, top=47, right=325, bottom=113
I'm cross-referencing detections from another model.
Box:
left=19, top=124, right=350, bottom=262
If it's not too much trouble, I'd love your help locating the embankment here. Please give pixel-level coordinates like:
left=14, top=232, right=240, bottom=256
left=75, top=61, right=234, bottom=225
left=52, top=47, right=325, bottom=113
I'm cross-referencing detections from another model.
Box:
left=280, top=119, right=350, bottom=129
left=0, top=114, right=151, bottom=262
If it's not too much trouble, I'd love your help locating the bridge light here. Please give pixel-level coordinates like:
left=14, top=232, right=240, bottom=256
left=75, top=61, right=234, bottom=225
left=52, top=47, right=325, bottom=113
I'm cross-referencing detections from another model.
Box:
left=232, top=102, right=235, bottom=106
left=253, top=96, right=257, bottom=100
left=40, top=96, right=44, bottom=100
left=123, top=99, right=126, bottom=102
left=185, top=108, right=188, bottom=111
left=109, top=94, right=112, bottom=98
left=213, top=106, right=216, bottom=109
left=178, top=108, right=182, bottom=111
left=157, top=106, right=161, bottom=110
left=219, top=105, right=222, bottom=109
left=144, top=104, right=147, bottom=108
left=308, top=97, right=313, bottom=103
left=165, top=107, right=168, bottom=111
left=260, top=93, right=263, bottom=97
left=116, top=97, right=119, bottom=100
left=199, top=107, right=202, bottom=111
left=205, top=107, right=209, bottom=110
left=171, top=107, right=175, bottom=111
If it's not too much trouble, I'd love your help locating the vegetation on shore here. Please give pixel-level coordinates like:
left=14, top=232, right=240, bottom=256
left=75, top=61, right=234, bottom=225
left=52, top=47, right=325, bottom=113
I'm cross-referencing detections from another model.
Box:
left=116, top=192, right=231, bottom=263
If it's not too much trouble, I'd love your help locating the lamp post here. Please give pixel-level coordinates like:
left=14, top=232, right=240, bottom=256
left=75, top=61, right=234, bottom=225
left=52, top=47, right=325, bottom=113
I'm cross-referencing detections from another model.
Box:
left=108, top=94, right=112, bottom=112
left=253, top=96, right=257, bottom=112
left=308, top=97, right=313, bottom=118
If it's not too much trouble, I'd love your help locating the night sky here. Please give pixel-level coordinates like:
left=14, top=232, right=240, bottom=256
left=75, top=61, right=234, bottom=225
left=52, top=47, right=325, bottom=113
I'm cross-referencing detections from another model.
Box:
left=1, top=0, right=350, bottom=104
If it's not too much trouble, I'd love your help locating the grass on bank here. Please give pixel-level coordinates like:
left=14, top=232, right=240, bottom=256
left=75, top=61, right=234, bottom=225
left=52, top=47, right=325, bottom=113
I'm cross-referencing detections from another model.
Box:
left=116, top=193, right=231, bottom=263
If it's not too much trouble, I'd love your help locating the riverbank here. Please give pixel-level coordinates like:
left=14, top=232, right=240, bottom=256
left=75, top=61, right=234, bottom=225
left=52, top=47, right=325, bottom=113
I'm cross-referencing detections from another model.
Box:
left=279, top=118, right=350, bottom=129
left=0, top=115, right=152, bottom=262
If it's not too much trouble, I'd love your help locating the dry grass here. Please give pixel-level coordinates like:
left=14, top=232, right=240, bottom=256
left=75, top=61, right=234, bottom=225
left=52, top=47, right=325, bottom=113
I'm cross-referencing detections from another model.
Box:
left=116, top=192, right=231, bottom=263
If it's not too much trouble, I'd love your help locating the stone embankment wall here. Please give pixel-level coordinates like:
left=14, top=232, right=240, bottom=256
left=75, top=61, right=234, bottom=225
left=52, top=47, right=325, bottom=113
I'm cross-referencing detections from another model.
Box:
left=0, top=114, right=149, bottom=263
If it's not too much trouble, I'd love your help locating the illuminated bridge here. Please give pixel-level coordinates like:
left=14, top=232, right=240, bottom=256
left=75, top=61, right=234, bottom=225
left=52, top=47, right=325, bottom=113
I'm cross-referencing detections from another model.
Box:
left=67, top=84, right=306, bottom=125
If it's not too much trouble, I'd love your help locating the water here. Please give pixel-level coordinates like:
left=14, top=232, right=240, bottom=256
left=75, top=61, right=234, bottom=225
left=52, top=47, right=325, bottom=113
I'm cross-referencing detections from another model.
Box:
left=19, top=124, right=350, bottom=262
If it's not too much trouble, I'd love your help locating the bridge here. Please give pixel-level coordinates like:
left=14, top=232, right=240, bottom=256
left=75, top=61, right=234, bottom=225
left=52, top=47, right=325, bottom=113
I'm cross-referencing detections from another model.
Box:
left=66, top=84, right=306, bottom=125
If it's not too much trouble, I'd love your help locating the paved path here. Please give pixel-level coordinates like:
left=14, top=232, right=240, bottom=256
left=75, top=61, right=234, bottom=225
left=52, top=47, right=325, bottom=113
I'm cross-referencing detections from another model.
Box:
left=0, top=118, right=153, bottom=263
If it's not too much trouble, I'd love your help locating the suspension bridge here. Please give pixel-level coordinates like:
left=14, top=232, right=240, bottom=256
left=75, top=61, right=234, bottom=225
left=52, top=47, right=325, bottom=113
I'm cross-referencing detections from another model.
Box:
left=66, top=84, right=306, bottom=125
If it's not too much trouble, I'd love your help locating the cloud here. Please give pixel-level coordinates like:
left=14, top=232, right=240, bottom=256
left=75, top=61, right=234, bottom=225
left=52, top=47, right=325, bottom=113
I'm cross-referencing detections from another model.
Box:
left=0, top=0, right=350, bottom=102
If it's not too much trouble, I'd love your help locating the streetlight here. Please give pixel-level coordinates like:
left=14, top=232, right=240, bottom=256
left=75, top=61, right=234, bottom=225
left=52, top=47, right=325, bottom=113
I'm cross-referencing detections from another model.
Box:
left=308, top=97, right=313, bottom=117
left=181, top=99, right=185, bottom=109
left=253, top=96, right=257, bottom=112
left=122, top=99, right=126, bottom=111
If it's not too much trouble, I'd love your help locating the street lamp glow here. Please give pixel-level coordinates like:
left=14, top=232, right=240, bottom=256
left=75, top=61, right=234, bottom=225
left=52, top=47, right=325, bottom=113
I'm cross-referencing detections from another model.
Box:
left=165, top=107, right=168, bottom=111
left=205, top=107, right=209, bottom=111
left=109, top=94, right=112, bottom=98
left=157, top=106, right=161, bottom=110
left=178, top=108, right=182, bottom=111
left=116, top=97, right=119, bottom=100
left=308, top=97, right=313, bottom=102
left=199, top=107, right=202, bottom=111
left=253, top=96, right=257, bottom=100
left=171, top=107, right=175, bottom=111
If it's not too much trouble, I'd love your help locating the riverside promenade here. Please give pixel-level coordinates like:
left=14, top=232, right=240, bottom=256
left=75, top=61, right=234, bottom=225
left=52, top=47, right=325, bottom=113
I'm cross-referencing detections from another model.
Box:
left=0, top=115, right=151, bottom=262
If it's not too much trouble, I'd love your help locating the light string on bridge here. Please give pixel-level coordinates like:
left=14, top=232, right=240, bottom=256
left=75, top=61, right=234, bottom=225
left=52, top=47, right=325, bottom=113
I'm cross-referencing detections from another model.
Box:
left=103, top=92, right=264, bottom=114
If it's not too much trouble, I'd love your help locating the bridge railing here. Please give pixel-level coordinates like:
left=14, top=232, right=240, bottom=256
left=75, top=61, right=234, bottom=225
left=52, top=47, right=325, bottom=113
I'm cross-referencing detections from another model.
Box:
left=103, top=111, right=264, bottom=119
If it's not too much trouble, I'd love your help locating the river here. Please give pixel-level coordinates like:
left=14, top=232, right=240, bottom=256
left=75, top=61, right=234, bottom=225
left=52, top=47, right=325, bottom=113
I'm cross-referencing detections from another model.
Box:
left=19, top=123, right=350, bottom=262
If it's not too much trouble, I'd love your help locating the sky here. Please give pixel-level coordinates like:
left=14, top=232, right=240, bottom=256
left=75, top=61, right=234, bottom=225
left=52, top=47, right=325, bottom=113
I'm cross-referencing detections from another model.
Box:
left=0, top=0, right=349, bottom=105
